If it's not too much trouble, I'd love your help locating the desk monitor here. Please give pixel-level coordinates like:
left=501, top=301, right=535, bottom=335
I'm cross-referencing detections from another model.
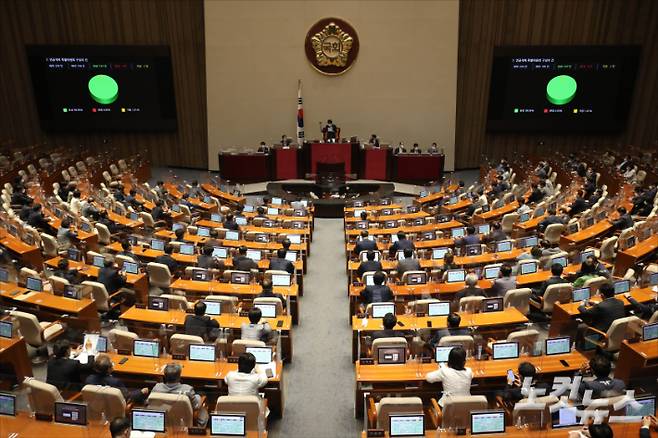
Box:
left=625, top=235, right=637, bottom=249
left=353, top=209, right=365, bottom=218
left=63, top=285, right=79, bottom=299
left=371, top=303, right=395, bottom=318
left=285, top=251, right=297, bottom=262
left=377, top=346, right=406, bottom=365
left=451, top=227, right=466, bottom=238
left=243, top=205, right=255, bottom=213
left=572, top=287, right=590, bottom=303
left=534, top=207, right=545, bottom=217
left=203, top=300, right=221, bottom=316
left=122, top=261, right=139, bottom=275
left=465, top=245, right=482, bottom=256
left=287, top=234, right=302, bottom=244
left=80, top=221, right=92, bottom=233
left=225, top=230, right=239, bottom=241
left=26, top=276, right=42, bottom=292
left=520, top=262, right=538, bottom=275
left=437, top=214, right=451, bottom=223
left=551, top=256, right=568, bottom=268
left=151, top=239, right=165, bottom=251
left=356, top=221, right=368, bottom=229
left=210, top=413, right=246, bottom=436
left=567, top=223, right=579, bottom=234
left=492, top=341, right=519, bottom=360
left=129, top=212, right=139, bottom=221
left=448, top=197, right=459, bottom=205
left=496, top=240, right=513, bottom=252
left=211, top=213, right=222, bottom=222
left=477, top=224, right=491, bottom=235
left=419, top=190, right=429, bottom=198
left=179, top=244, right=195, bottom=256
left=0, top=267, right=8, bottom=283
left=643, top=322, right=658, bottom=341
left=406, top=272, right=427, bottom=285
left=171, top=204, right=181, bottom=213
left=422, top=231, right=436, bottom=240
left=67, top=247, right=81, bottom=261
left=189, top=344, right=216, bottom=362
left=172, top=223, right=184, bottom=232
left=272, top=273, right=291, bottom=287
left=55, top=402, right=87, bottom=426
left=132, top=409, right=166, bottom=433
left=133, top=339, right=160, bottom=358
left=432, top=248, right=449, bottom=260
left=470, top=410, right=506, bottom=435
left=484, top=265, right=501, bottom=280
left=482, top=297, right=503, bottom=313
left=231, top=272, right=250, bottom=284
left=271, top=197, right=282, bottom=205
left=364, top=274, right=375, bottom=286
left=428, top=301, right=451, bottom=317
left=96, top=335, right=108, bottom=353
left=389, top=414, right=424, bottom=437
left=203, top=196, right=212, bottom=204
left=192, top=270, right=210, bottom=282
left=626, top=395, right=656, bottom=417
left=396, top=250, right=408, bottom=261
left=385, top=220, right=398, bottom=229
left=255, top=303, right=276, bottom=319
left=580, top=249, right=595, bottom=263
left=519, top=212, right=530, bottom=223
left=390, top=234, right=399, bottom=242
left=446, top=269, right=466, bottom=283
left=197, top=227, right=210, bottom=237
left=381, top=209, right=393, bottom=216
left=246, top=249, right=261, bottom=261
left=0, top=393, right=15, bottom=416
left=551, top=406, right=580, bottom=429
left=0, top=321, right=12, bottom=339
left=235, top=216, right=248, bottom=226
left=245, top=346, right=273, bottom=364
left=481, top=204, right=491, bottom=213
left=92, top=255, right=105, bottom=268
left=7, top=225, right=18, bottom=237
left=255, top=234, right=269, bottom=243
left=212, top=247, right=229, bottom=259
left=613, top=279, right=631, bottom=295
left=267, top=207, right=279, bottom=215
left=148, top=296, right=169, bottom=311
left=518, top=235, right=538, bottom=248
left=435, top=346, right=455, bottom=364
left=546, top=336, right=571, bottom=355
left=584, top=216, right=595, bottom=228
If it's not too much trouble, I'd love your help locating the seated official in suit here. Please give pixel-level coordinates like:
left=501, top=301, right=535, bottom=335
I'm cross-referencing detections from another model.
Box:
left=527, top=182, right=544, bottom=204
left=154, top=244, right=180, bottom=275
left=56, top=217, right=77, bottom=251
left=152, top=363, right=208, bottom=427
left=611, top=206, right=634, bottom=231
left=568, top=190, right=588, bottom=215
left=357, top=250, right=383, bottom=279
left=354, top=230, right=377, bottom=256
left=254, top=206, right=268, bottom=220
left=205, top=229, right=222, bottom=248
left=257, top=141, right=270, bottom=153
left=173, top=227, right=190, bottom=244
left=578, top=282, right=625, bottom=333
left=185, top=301, right=220, bottom=341
left=388, top=231, right=415, bottom=259
left=577, top=355, right=626, bottom=399
left=85, top=354, right=149, bottom=403
left=360, top=271, right=393, bottom=304
left=322, top=119, right=338, bottom=142
left=626, top=291, right=658, bottom=320
left=425, top=346, right=473, bottom=407
left=223, top=213, right=239, bottom=231
left=516, top=245, right=543, bottom=264
left=491, top=263, right=516, bottom=298
left=53, top=258, right=81, bottom=285
left=429, top=313, right=469, bottom=348
left=410, top=143, right=422, bottom=154
left=532, top=263, right=568, bottom=300
left=110, top=418, right=131, bottom=438
left=488, top=222, right=508, bottom=242
left=396, top=248, right=420, bottom=277
left=47, top=339, right=94, bottom=391
left=151, top=199, right=170, bottom=222
left=499, top=362, right=551, bottom=403
left=241, top=308, right=273, bottom=342
left=117, top=240, right=139, bottom=263
left=258, top=278, right=286, bottom=310
left=224, top=353, right=269, bottom=396
left=574, top=255, right=610, bottom=280
left=372, top=313, right=406, bottom=341
left=456, top=226, right=480, bottom=247
left=269, top=248, right=294, bottom=274
left=537, top=207, right=566, bottom=233
left=98, top=257, right=132, bottom=313
left=452, top=273, right=487, bottom=311
left=198, top=245, right=224, bottom=270
left=233, top=246, right=258, bottom=272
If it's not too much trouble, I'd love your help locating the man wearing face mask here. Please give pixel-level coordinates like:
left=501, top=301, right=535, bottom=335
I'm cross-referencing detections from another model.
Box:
left=322, top=119, right=338, bottom=142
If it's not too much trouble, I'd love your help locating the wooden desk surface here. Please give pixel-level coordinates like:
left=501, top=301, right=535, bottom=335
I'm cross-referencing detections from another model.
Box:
left=0, top=228, right=40, bottom=256
left=200, top=182, right=245, bottom=204
left=0, top=282, right=96, bottom=314
left=346, top=238, right=455, bottom=253
left=360, top=424, right=653, bottom=437
left=240, top=224, right=312, bottom=235
left=349, top=279, right=494, bottom=297
left=45, top=256, right=146, bottom=285
left=352, top=307, right=527, bottom=331
left=345, top=204, right=403, bottom=212
left=171, top=279, right=299, bottom=297
left=473, top=201, right=518, bottom=222
left=345, top=211, right=429, bottom=223
left=515, top=263, right=582, bottom=286
left=355, top=350, right=587, bottom=382
left=344, top=220, right=464, bottom=237
left=513, top=214, right=546, bottom=232
left=555, top=287, right=656, bottom=317
left=621, top=337, right=658, bottom=360
left=621, top=234, right=658, bottom=259
left=560, top=220, right=613, bottom=246
left=442, top=198, right=472, bottom=213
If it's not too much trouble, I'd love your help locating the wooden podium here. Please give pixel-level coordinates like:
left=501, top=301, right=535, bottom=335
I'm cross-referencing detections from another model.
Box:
left=303, top=142, right=360, bottom=177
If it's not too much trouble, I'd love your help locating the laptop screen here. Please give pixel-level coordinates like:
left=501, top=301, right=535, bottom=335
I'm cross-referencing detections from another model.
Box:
left=471, top=411, right=506, bottom=435
left=172, top=223, right=184, bottom=232
left=67, top=248, right=81, bottom=261
left=451, top=227, right=466, bottom=238
left=552, top=256, right=568, bottom=268
left=123, top=261, right=139, bottom=275
left=255, top=303, right=276, bottom=318
left=245, top=346, right=273, bottom=364
left=371, top=303, right=395, bottom=318
left=643, top=322, right=658, bottom=341
left=0, top=321, right=12, bottom=339
left=551, top=407, right=580, bottom=429
left=492, top=342, right=519, bottom=360
left=377, top=346, right=406, bottom=365
left=432, top=248, right=449, bottom=260
left=519, top=212, right=530, bottom=222
left=477, top=224, right=490, bottom=235
left=225, top=231, right=239, bottom=241
left=246, top=249, right=261, bottom=261
left=271, top=197, right=282, bottom=205
left=26, top=277, right=42, bottom=292
left=210, top=414, right=246, bottom=436
left=389, top=414, right=424, bottom=437
left=520, top=262, right=538, bottom=275
left=0, top=267, right=7, bottom=283
left=55, top=402, right=87, bottom=426
left=520, top=236, right=539, bottom=248
left=267, top=207, right=279, bottom=215
left=272, top=274, right=291, bottom=287
left=212, top=247, right=228, bottom=258
left=133, top=339, right=160, bottom=358
left=235, top=216, right=247, bottom=226
left=572, top=287, right=590, bottom=303
left=446, top=269, right=466, bottom=283
left=545, top=336, right=571, bottom=355
left=614, top=279, right=631, bottom=294
left=285, top=251, right=297, bottom=262
left=435, top=346, right=454, bottom=364
left=650, top=272, right=658, bottom=286
left=211, top=213, right=222, bottom=222
left=189, top=344, right=216, bottom=362
left=427, top=301, right=451, bottom=317
left=96, top=335, right=108, bottom=353
left=197, top=227, right=210, bottom=237
left=0, top=393, right=16, bottom=416
left=496, top=241, right=513, bottom=252
left=132, top=409, right=166, bottom=433
left=287, top=234, right=302, bottom=244
left=484, top=266, right=501, bottom=280
left=626, top=395, right=656, bottom=418
left=179, top=244, right=195, bottom=255
left=151, top=239, right=165, bottom=251
left=243, top=205, right=255, bottom=213
left=204, top=301, right=221, bottom=316
left=92, top=255, right=105, bottom=268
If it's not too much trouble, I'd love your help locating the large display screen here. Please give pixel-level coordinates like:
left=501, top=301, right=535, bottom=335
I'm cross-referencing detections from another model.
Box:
left=26, top=45, right=177, bottom=131
left=487, top=46, right=640, bottom=132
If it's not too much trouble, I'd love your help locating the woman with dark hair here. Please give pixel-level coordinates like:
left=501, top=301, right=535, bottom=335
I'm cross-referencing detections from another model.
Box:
left=425, top=346, right=472, bottom=407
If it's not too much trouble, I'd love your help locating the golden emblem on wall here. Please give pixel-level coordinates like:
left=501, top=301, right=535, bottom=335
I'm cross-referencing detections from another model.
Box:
left=305, top=18, right=359, bottom=75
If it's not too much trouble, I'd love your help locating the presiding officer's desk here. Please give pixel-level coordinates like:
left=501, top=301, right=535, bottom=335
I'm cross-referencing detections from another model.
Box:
left=120, top=306, right=293, bottom=363
left=354, top=350, right=588, bottom=418
left=350, top=307, right=528, bottom=361
left=0, top=281, right=100, bottom=331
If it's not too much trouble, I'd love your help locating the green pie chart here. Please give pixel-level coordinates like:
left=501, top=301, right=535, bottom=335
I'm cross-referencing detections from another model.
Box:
left=546, top=75, right=577, bottom=105
left=88, top=74, right=118, bottom=105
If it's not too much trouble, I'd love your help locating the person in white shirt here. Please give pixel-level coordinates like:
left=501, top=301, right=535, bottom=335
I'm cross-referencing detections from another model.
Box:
left=425, top=346, right=473, bottom=407
left=516, top=198, right=532, bottom=215
left=69, top=190, right=82, bottom=215
left=224, top=353, right=269, bottom=396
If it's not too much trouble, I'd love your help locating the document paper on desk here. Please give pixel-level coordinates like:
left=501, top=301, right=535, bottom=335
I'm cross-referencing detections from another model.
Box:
left=12, top=291, right=38, bottom=301
left=258, top=362, right=277, bottom=379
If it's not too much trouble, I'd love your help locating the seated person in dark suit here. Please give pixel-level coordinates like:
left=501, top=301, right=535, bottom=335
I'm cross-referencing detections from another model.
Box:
left=47, top=339, right=94, bottom=391
left=527, top=183, right=544, bottom=203
left=154, top=243, right=180, bottom=275
left=117, top=240, right=139, bottom=263
left=255, top=206, right=268, bottom=220
left=372, top=313, right=405, bottom=341
left=357, top=250, right=382, bottom=279
left=11, top=187, right=32, bottom=206
left=532, top=263, right=568, bottom=300
left=98, top=257, right=127, bottom=294
left=197, top=245, right=224, bottom=270
left=223, top=213, right=239, bottom=231
left=487, top=221, right=508, bottom=242
left=611, top=206, right=634, bottom=231
left=457, top=226, right=480, bottom=247
left=410, top=143, right=422, bottom=154
left=396, top=247, right=421, bottom=277
left=27, top=204, right=51, bottom=230
left=574, top=254, right=610, bottom=280
left=452, top=273, right=487, bottom=312
left=429, top=313, right=469, bottom=348
left=354, top=230, right=377, bottom=256
left=578, top=282, right=625, bottom=334
left=568, top=190, right=588, bottom=215
left=85, top=353, right=148, bottom=402
left=360, top=271, right=393, bottom=304
left=490, top=263, right=516, bottom=298
left=109, top=417, right=131, bottom=438
left=53, top=258, right=81, bottom=285
left=184, top=301, right=220, bottom=341
left=577, top=355, right=626, bottom=399
left=625, top=289, right=658, bottom=320
left=499, top=362, right=551, bottom=403
left=537, top=207, right=566, bottom=233
left=269, top=248, right=294, bottom=274
left=232, top=246, right=258, bottom=271
left=258, top=278, right=286, bottom=311
left=388, top=231, right=415, bottom=259
left=151, top=199, right=170, bottom=222
left=205, top=229, right=222, bottom=248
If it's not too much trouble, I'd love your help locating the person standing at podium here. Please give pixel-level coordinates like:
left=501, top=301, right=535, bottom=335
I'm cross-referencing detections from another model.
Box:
left=322, top=119, right=338, bottom=143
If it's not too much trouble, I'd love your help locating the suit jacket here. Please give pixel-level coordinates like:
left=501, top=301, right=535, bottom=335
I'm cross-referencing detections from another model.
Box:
left=361, top=284, right=394, bottom=304
left=460, top=234, right=481, bottom=246
left=490, top=229, right=508, bottom=242
left=198, top=254, right=222, bottom=270
left=97, top=266, right=126, bottom=293
left=612, top=213, right=633, bottom=230
left=578, top=297, right=626, bottom=333
left=223, top=220, right=239, bottom=231
left=527, top=188, right=544, bottom=204
left=233, top=255, right=258, bottom=272
left=570, top=198, right=588, bottom=215
left=53, top=268, right=80, bottom=285
left=372, top=328, right=405, bottom=341
left=429, top=327, right=470, bottom=347
left=357, top=260, right=382, bottom=278
left=85, top=373, right=146, bottom=403
left=269, top=257, right=294, bottom=274
left=452, top=287, right=487, bottom=311
left=538, top=215, right=565, bottom=232
left=258, top=289, right=287, bottom=310
left=47, top=357, right=93, bottom=391
left=184, top=314, right=220, bottom=341
left=578, top=376, right=626, bottom=398
left=354, top=238, right=377, bottom=255
left=154, top=254, right=179, bottom=275
left=491, top=276, right=517, bottom=298
left=397, top=258, right=421, bottom=276
left=537, top=276, right=568, bottom=297
left=388, top=239, right=415, bottom=258
left=628, top=296, right=658, bottom=320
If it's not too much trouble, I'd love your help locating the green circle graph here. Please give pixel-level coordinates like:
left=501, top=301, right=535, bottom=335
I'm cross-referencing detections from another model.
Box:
left=546, top=75, right=577, bottom=105
left=88, top=74, right=118, bottom=105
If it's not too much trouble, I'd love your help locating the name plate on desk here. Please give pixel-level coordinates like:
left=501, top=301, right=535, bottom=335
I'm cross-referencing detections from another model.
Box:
left=228, top=356, right=239, bottom=363
left=360, top=358, right=374, bottom=365
left=36, top=412, right=53, bottom=422
left=367, top=429, right=385, bottom=437
left=188, top=427, right=207, bottom=435
left=135, top=303, right=146, bottom=309
left=416, top=312, right=426, bottom=317
left=172, top=354, right=186, bottom=360
left=239, top=311, right=249, bottom=317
